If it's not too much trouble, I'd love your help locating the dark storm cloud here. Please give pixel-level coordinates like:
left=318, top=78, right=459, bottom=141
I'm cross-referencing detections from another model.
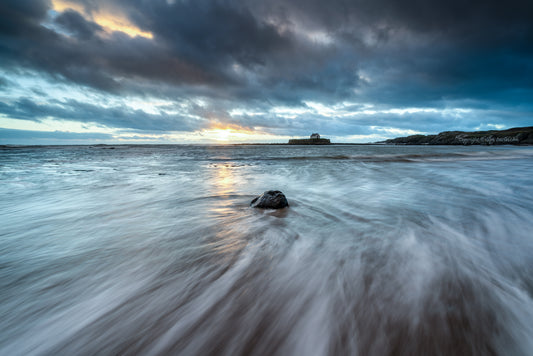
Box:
left=0, top=1, right=223, bottom=92
left=245, top=0, right=533, bottom=107
left=0, top=0, right=362, bottom=99
left=54, top=9, right=103, bottom=40
left=258, top=0, right=533, bottom=40
left=120, top=0, right=365, bottom=102
left=0, top=0, right=48, bottom=36
left=133, top=0, right=291, bottom=67
left=0, top=0, right=532, bottom=137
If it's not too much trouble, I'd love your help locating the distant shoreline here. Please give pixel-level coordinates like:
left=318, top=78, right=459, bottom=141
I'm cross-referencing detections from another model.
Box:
left=381, top=126, right=533, bottom=145
left=2, top=126, right=533, bottom=147
left=2, top=141, right=532, bottom=148
left=0, top=143, right=381, bottom=148
left=233, top=142, right=378, bottom=146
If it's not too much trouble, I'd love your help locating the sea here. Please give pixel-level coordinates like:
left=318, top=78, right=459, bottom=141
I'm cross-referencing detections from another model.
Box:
left=1, top=144, right=533, bottom=355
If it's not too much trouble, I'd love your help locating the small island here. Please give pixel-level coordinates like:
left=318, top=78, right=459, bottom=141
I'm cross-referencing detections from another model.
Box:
left=289, top=133, right=331, bottom=145
left=382, top=126, right=533, bottom=145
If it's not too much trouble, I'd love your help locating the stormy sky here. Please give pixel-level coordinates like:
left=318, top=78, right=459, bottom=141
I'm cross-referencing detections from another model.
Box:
left=0, top=0, right=532, bottom=144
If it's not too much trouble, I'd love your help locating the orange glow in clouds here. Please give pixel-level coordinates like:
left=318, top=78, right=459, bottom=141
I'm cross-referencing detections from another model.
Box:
left=204, top=125, right=256, bottom=142
left=201, top=124, right=282, bottom=143
left=51, top=0, right=153, bottom=39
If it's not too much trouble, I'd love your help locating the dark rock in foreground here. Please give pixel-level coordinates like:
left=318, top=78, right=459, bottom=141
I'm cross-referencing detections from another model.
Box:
left=251, top=190, right=289, bottom=209
left=382, top=126, right=533, bottom=145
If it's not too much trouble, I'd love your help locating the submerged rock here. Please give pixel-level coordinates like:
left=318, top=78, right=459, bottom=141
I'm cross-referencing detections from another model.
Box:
left=250, top=190, right=289, bottom=209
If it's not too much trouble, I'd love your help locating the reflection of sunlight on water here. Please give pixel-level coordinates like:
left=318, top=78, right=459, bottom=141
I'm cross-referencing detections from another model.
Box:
left=207, top=163, right=248, bottom=257
left=212, top=163, right=236, bottom=196
left=209, top=163, right=240, bottom=217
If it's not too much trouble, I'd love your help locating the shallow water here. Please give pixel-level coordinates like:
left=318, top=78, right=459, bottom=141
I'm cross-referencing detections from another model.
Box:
left=1, top=144, right=533, bottom=355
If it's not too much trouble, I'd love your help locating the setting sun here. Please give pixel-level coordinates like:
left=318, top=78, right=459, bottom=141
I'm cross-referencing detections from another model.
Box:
left=202, top=124, right=257, bottom=142
left=199, top=125, right=291, bottom=143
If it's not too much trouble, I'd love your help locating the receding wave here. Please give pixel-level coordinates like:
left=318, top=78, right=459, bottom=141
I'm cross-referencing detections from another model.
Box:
left=204, top=150, right=533, bottom=163
left=1, top=145, right=532, bottom=355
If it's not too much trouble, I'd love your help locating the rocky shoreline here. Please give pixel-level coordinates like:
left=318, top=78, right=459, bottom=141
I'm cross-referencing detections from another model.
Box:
left=383, top=126, right=533, bottom=145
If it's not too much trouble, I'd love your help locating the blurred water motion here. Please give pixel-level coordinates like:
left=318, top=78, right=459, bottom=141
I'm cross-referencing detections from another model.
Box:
left=1, top=144, right=533, bottom=355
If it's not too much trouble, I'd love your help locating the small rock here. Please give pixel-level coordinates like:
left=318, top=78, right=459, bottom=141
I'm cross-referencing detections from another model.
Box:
left=250, top=190, right=289, bottom=209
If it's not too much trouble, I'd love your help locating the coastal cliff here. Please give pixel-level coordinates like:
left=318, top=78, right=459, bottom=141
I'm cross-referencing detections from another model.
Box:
left=383, top=126, right=533, bottom=145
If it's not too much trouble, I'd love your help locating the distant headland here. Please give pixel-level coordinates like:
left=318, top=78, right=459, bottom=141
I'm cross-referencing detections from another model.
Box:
left=288, top=133, right=331, bottom=145
left=382, top=126, right=533, bottom=145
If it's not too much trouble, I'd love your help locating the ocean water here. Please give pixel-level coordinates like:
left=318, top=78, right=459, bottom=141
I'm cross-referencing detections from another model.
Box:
left=1, top=144, right=533, bottom=356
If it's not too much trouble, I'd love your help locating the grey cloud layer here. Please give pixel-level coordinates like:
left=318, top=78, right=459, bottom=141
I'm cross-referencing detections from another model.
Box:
left=0, top=127, right=113, bottom=142
left=0, top=0, right=532, bottom=136
left=0, top=98, right=202, bottom=132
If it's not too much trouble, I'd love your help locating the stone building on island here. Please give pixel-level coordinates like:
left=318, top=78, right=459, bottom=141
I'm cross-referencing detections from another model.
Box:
left=288, top=133, right=331, bottom=145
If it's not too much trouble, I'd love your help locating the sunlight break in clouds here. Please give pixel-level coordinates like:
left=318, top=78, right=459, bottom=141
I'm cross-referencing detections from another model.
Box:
left=51, top=0, right=153, bottom=39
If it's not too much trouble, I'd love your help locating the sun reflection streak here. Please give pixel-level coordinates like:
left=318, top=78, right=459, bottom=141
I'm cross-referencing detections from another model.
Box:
left=210, top=162, right=238, bottom=197
left=205, top=160, right=250, bottom=257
